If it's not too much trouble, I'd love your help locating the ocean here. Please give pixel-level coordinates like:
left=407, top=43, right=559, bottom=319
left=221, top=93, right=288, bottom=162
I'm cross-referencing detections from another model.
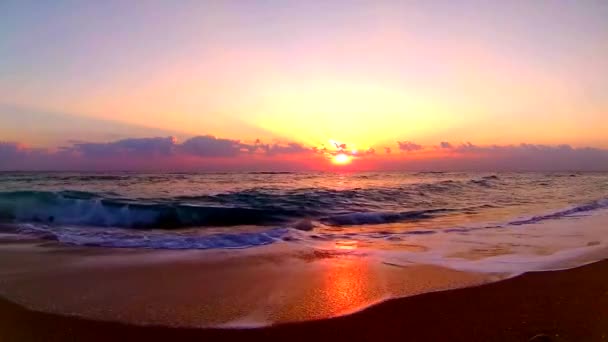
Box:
left=1, top=171, right=607, bottom=263
left=1, top=171, right=607, bottom=326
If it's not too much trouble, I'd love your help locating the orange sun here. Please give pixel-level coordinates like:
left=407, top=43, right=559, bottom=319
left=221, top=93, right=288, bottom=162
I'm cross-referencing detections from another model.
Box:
left=332, top=153, right=352, bottom=165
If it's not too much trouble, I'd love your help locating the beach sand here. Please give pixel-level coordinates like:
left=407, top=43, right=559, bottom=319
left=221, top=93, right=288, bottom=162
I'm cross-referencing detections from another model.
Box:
left=1, top=258, right=607, bottom=341
left=0, top=240, right=494, bottom=327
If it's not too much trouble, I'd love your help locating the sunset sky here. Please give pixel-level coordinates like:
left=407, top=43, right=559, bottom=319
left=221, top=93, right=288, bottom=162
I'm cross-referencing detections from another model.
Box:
left=1, top=1, right=607, bottom=170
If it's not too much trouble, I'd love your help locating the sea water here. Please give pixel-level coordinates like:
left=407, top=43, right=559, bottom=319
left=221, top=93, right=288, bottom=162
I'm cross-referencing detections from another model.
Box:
left=0, top=171, right=607, bottom=267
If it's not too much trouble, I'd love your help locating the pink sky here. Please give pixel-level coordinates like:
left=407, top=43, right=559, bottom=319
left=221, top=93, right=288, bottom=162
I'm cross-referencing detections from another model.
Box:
left=1, top=1, right=607, bottom=170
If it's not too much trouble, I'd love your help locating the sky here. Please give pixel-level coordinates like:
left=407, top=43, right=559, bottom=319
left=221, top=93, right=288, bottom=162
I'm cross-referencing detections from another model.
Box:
left=1, top=0, right=607, bottom=171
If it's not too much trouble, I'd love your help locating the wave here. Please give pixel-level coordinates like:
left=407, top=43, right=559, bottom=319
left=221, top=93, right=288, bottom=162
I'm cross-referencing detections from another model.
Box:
left=0, top=189, right=459, bottom=229
left=11, top=224, right=290, bottom=249
left=1, top=175, right=508, bottom=218
left=2, top=195, right=607, bottom=250
left=320, top=209, right=452, bottom=226
left=507, top=198, right=608, bottom=226
left=1, top=183, right=605, bottom=232
left=0, top=191, right=296, bottom=229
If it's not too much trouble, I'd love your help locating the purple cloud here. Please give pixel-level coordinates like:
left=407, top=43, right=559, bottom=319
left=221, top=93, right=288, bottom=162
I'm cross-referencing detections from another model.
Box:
left=265, top=142, right=310, bottom=156
left=428, top=142, right=608, bottom=171
left=397, top=141, right=423, bottom=152
left=0, top=142, right=22, bottom=159
left=1, top=137, right=608, bottom=171
left=69, top=137, right=177, bottom=157
left=56, top=135, right=313, bottom=160
left=180, top=135, right=243, bottom=157
left=248, top=140, right=311, bottom=156
left=449, top=142, right=587, bottom=155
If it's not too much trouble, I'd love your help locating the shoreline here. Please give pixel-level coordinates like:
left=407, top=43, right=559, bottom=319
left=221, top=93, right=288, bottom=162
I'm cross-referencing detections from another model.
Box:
left=1, top=259, right=607, bottom=341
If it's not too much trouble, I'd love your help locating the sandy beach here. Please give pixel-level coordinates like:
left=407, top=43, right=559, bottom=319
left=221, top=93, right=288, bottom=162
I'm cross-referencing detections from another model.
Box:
left=1, top=257, right=607, bottom=341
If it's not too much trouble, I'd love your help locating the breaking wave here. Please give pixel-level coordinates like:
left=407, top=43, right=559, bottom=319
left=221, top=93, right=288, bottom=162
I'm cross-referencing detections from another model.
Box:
left=0, top=191, right=297, bottom=229
left=1, top=188, right=606, bottom=250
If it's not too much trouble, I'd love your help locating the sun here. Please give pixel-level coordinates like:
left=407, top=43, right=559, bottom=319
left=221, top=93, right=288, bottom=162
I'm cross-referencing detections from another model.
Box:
left=332, top=153, right=352, bottom=165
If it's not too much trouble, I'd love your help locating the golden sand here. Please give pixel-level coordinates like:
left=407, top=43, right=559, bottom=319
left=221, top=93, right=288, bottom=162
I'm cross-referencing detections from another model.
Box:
left=0, top=239, right=493, bottom=327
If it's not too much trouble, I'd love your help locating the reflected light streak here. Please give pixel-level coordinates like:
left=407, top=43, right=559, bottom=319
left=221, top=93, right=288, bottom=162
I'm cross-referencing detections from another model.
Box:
left=321, top=257, right=371, bottom=316
left=335, top=240, right=359, bottom=250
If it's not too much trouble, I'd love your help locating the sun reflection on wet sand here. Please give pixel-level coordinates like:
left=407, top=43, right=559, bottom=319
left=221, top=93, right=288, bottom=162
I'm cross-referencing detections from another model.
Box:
left=270, top=252, right=390, bottom=323
left=317, top=256, right=385, bottom=317
left=324, top=260, right=365, bottom=313
left=0, top=240, right=496, bottom=327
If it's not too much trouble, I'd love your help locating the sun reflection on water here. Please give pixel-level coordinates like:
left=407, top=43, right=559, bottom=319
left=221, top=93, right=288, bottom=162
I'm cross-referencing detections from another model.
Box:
left=334, top=240, right=359, bottom=250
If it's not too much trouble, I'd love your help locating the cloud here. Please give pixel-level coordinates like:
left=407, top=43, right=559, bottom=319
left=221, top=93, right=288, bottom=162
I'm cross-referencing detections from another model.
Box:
left=0, top=142, right=47, bottom=160
left=59, top=135, right=313, bottom=160
left=397, top=141, right=423, bottom=152
left=0, top=141, right=58, bottom=169
left=0, top=135, right=323, bottom=170
left=180, top=135, right=242, bottom=157
left=1, top=137, right=608, bottom=171
left=248, top=140, right=311, bottom=156
left=445, top=142, right=596, bottom=156
left=265, top=142, right=310, bottom=155
left=69, top=137, right=177, bottom=157
left=0, top=142, right=22, bottom=159
left=409, top=142, right=608, bottom=171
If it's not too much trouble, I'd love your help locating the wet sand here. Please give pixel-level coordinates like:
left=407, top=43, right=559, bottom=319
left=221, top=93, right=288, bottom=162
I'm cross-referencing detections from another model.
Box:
left=1, top=258, right=607, bottom=341
left=0, top=240, right=494, bottom=327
